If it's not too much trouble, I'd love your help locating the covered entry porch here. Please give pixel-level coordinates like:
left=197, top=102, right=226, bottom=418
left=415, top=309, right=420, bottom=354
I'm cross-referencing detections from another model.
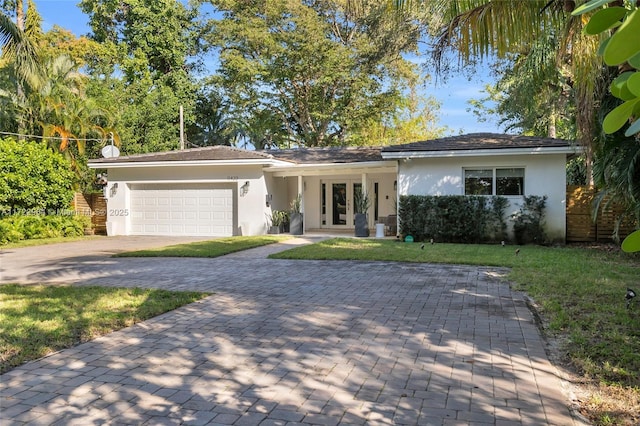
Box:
left=265, top=161, right=398, bottom=234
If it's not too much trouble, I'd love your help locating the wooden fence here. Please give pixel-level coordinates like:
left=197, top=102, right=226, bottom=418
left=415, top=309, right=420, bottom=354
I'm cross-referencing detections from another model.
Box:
left=566, top=185, right=636, bottom=242
left=72, top=193, right=107, bottom=235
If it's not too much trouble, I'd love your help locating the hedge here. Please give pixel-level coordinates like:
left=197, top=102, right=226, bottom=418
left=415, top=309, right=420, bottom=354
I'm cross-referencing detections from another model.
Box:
left=0, top=215, right=91, bottom=244
left=398, top=195, right=508, bottom=243
left=0, top=138, right=75, bottom=212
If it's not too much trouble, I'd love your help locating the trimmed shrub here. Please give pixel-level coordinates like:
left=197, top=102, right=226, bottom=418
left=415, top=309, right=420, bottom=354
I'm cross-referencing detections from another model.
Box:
left=398, top=195, right=508, bottom=243
left=0, top=138, right=75, bottom=213
left=512, top=195, right=547, bottom=245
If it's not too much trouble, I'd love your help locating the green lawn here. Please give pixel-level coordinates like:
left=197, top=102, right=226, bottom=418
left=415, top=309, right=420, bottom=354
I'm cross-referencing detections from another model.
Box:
left=0, top=285, right=208, bottom=374
left=0, top=235, right=100, bottom=249
left=271, top=237, right=640, bottom=425
left=114, top=235, right=289, bottom=258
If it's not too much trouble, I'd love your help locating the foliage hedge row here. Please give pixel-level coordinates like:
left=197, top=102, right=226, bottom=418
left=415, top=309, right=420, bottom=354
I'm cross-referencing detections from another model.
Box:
left=0, top=139, right=75, bottom=212
left=398, top=195, right=509, bottom=243
left=0, top=215, right=90, bottom=245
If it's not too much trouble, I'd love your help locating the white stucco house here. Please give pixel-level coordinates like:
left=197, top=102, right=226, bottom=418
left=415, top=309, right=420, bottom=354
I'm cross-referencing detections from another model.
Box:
left=88, top=133, right=578, bottom=242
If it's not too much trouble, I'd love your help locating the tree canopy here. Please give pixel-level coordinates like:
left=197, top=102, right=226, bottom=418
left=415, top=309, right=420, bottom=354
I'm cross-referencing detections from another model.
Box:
left=206, top=0, right=436, bottom=148
left=79, top=0, right=199, bottom=153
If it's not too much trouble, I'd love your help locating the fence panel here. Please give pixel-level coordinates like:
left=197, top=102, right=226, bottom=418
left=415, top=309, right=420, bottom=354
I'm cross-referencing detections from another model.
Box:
left=72, top=193, right=107, bottom=235
left=566, top=185, right=637, bottom=242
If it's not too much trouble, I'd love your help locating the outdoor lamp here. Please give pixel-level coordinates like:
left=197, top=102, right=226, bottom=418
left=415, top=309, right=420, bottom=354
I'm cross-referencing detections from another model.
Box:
left=109, top=183, right=118, bottom=198
left=241, top=181, right=250, bottom=196
left=626, top=288, right=636, bottom=309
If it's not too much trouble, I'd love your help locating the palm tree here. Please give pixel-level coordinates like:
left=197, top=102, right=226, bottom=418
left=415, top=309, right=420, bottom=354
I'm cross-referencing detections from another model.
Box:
left=0, top=10, right=40, bottom=87
left=395, top=0, right=604, bottom=181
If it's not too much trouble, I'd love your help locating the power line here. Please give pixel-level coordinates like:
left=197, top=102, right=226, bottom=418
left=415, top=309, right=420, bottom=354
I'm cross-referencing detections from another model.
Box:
left=0, top=131, right=106, bottom=143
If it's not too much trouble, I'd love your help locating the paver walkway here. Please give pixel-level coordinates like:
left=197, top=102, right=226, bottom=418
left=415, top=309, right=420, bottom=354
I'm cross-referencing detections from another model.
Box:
left=0, top=237, right=587, bottom=425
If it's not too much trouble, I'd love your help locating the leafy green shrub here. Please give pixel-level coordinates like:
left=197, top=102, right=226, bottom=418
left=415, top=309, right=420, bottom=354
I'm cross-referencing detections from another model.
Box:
left=398, top=195, right=508, bottom=243
left=0, top=215, right=90, bottom=244
left=512, top=195, right=547, bottom=245
left=0, top=139, right=75, bottom=213
left=0, top=221, right=24, bottom=244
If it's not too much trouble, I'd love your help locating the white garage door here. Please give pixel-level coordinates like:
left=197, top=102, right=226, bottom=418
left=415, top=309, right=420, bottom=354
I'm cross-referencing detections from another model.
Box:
left=130, top=184, right=234, bottom=236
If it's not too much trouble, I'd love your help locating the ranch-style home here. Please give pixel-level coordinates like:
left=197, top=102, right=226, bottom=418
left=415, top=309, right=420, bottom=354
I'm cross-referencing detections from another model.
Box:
left=88, top=133, right=579, bottom=242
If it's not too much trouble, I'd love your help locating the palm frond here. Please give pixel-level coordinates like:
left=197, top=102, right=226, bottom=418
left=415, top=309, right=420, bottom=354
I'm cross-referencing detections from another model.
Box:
left=428, top=0, right=566, bottom=69
left=0, top=11, right=41, bottom=85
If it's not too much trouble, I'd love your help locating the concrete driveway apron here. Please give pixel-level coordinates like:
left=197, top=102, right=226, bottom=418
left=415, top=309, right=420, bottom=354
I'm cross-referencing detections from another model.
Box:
left=0, top=237, right=586, bottom=425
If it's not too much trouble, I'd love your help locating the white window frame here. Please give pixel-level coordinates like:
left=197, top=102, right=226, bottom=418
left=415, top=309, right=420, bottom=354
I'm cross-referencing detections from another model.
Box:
left=464, top=167, right=525, bottom=196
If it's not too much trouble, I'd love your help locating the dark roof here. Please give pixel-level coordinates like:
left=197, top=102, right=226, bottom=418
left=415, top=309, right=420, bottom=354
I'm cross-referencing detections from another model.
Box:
left=264, top=146, right=383, bottom=164
left=382, top=133, right=573, bottom=153
left=88, top=145, right=274, bottom=164
left=89, top=134, right=573, bottom=166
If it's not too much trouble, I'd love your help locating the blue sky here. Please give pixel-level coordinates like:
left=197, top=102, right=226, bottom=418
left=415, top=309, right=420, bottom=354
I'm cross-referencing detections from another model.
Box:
left=35, top=0, right=503, bottom=135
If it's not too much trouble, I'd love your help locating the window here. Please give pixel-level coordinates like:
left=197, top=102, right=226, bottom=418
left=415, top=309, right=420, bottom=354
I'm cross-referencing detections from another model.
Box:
left=496, top=168, right=524, bottom=195
left=464, top=169, right=493, bottom=195
left=464, top=168, right=524, bottom=196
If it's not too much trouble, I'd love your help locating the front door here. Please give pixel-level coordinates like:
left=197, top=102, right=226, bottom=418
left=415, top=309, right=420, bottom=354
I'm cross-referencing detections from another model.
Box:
left=321, top=180, right=362, bottom=228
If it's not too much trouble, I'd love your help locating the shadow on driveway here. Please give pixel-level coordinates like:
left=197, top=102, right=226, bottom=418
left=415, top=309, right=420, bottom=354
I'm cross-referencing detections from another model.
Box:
left=1, top=247, right=585, bottom=424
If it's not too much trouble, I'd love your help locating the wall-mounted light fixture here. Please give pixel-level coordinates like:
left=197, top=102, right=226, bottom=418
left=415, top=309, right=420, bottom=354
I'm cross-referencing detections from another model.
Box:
left=393, top=180, right=397, bottom=191
left=241, top=181, right=250, bottom=196
left=265, top=194, right=273, bottom=207
left=109, top=182, right=118, bottom=198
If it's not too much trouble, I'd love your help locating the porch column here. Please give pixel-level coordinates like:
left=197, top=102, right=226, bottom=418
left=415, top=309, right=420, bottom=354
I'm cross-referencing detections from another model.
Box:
left=361, top=173, right=369, bottom=227
left=297, top=175, right=303, bottom=213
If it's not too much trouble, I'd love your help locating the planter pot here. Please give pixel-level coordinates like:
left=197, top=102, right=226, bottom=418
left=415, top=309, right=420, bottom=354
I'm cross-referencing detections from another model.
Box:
left=269, top=225, right=283, bottom=234
left=354, top=213, right=369, bottom=237
left=290, top=212, right=303, bottom=235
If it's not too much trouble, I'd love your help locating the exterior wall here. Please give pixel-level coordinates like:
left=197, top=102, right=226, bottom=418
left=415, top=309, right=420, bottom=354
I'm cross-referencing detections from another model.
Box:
left=103, top=164, right=270, bottom=236
left=264, top=175, right=302, bottom=231
left=398, top=154, right=567, bottom=242
left=265, top=174, right=290, bottom=213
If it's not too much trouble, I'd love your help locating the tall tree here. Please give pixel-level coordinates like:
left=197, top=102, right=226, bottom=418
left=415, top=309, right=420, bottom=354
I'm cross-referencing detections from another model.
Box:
left=0, top=10, right=36, bottom=80
left=572, top=0, right=640, bottom=225
left=206, top=0, right=432, bottom=148
left=398, top=0, right=604, bottom=181
left=468, top=38, right=576, bottom=139
left=79, top=0, right=199, bottom=153
left=0, top=1, right=117, bottom=178
left=187, top=87, right=239, bottom=147
left=1, top=4, right=40, bottom=130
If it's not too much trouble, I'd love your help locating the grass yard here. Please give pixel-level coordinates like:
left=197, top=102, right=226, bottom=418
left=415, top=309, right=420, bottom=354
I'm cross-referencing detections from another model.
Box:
left=0, top=285, right=208, bottom=374
left=270, top=238, right=640, bottom=426
left=115, top=235, right=288, bottom=258
left=0, top=235, right=99, bottom=249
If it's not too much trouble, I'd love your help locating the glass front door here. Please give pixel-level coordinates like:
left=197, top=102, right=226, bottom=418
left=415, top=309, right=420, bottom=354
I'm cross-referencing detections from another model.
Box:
left=332, top=183, right=347, bottom=225
left=322, top=180, right=362, bottom=228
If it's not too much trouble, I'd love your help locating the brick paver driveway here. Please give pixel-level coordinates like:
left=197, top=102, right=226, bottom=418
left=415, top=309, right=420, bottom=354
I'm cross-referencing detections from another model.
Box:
left=0, top=237, right=586, bottom=425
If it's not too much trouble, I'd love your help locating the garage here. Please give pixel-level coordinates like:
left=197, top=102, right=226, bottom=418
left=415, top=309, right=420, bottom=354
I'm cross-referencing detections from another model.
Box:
left=130, top=183, right=234, bottom=236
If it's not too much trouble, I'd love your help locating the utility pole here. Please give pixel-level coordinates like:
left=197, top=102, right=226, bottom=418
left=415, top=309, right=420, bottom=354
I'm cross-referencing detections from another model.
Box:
left=179, top=105, right=185, bottom=150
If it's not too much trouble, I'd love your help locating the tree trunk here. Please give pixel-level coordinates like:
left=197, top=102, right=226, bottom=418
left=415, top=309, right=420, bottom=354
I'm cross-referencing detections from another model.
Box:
left=16, top=0, right=26, bottom=141
left=16, top=0, right=24, bottom=30
left=547, top=113, right=556, bottom=139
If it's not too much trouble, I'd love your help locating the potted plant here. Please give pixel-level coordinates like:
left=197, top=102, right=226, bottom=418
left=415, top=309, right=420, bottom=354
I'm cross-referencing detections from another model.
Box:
left=267, top=210, right=286, bottom=234
left=289, top=193, right=303, bottom=235
left=354, top=188, right=370, bottom=237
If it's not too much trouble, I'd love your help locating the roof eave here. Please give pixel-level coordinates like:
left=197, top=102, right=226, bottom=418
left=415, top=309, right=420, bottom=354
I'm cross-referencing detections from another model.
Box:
left=266, top=160, right=394, bottom=172
left=87, top=158, right=292, bottom=169
left=381, top=146, right=580, bottom=159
